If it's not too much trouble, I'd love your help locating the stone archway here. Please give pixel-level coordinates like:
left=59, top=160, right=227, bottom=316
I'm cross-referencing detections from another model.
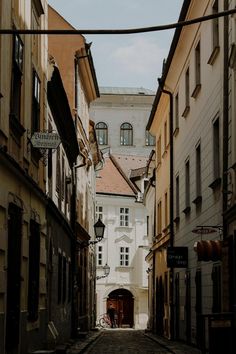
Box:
left=107, top=288, right=134, bottom=328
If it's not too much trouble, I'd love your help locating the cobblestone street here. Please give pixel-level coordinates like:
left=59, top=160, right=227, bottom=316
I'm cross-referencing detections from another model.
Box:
left=79, top=330, right=172, bottom=354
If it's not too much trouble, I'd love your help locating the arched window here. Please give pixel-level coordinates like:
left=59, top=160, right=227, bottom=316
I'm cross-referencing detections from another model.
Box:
left=120, top=123, right=133, bottom=146
left=145, top=130, right=155, bottom=146
left=96, top=122, right=108, bottom=145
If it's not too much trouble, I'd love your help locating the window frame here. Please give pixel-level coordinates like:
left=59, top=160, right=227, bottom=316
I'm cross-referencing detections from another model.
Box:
left=96, top=122, right=108, bottom=145
left=120, top=122, right=133, bottom=146
left=119, top=247, right=129, bottom=266
left=119, top=207, right=129, bottom=227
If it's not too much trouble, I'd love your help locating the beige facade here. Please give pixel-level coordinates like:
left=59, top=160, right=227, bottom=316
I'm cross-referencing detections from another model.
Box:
left=48, top=5, right=100, bottom=333
left=0, top=0, right=48, bottom=352
left=146, top=0, right=236, bottom=350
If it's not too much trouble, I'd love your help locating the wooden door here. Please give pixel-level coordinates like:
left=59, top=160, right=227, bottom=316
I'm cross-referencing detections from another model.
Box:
left=6, top=203, right=22, bottom=354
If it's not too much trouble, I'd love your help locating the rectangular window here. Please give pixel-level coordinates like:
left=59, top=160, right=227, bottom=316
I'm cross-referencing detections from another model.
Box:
left=28, top=219, right=40, bottom=321
left=157, top=200, right=162, bottom=235
left=10, top=34, right=23, bottom=121
left=32, top=70, right=40, bottom=132
left=56, top=147, right=61, bottom=195
left=208, top=0, right=220, bottom=65
left=120, top=247, right=129, bottom=266
left=97, top=246, right=103, bottom=266
left=58, top=252, right=62, bottom=304
left=96, top=205, right=103, bottom=221
left=185, top=67, right=190, bottom=107
left=175, top=175, right=180, bottom=219
left=174, top=93, right=179, bottom=132
left=164, top=192, right=168, bottom=227
left=164, top=121, right=167, bottom=150
left=182, top=68, right=190, bottom=117
left=145, top=131, right=155, bottom=146
left=61, top=153, right=65, bottom=201
left=157, top=136, right=162, bottom=165
left=196, top=143, right=201, bottom=197
left=213, top=118, right=220, bottom=179
left=212, top=0, right=219, bottom=49
left=120, top=207, right=129, bottom=227
left=192, top=42, right=201, bottom=97
left=195, top=42, right=201, bottom=86
left=185, top=159, right=190, bottom=211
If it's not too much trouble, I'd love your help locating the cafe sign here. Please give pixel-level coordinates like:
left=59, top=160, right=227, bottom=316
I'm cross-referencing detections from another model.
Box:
left=167, top=247, right=188, bottom=268
left=31, top=132, right=61, bottom=149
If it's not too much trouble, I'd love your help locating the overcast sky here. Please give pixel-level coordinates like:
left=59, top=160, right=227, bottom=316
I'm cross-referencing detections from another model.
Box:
left=48, top=0, right=183, bottom=91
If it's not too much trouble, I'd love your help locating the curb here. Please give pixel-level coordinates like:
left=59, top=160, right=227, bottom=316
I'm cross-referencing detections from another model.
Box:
left=67, top=331, right=103, bottom=354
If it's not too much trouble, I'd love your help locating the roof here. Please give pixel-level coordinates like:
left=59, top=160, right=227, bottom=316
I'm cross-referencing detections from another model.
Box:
left=130, top=167, right=147, bottom=179
left=96, top=156, right=136, bottom=196
left=99, top=86, right=155, bottom=96
left=112, top=154, right=149, bottom=179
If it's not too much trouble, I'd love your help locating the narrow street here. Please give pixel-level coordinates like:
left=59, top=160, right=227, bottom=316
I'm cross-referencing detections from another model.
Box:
left=81, top=330, right=171, bottom=354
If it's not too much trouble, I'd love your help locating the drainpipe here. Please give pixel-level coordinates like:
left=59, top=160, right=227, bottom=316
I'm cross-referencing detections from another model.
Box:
left=222, top=1, right=229, bottom=241
left=158, top=79, right=174, bottom=340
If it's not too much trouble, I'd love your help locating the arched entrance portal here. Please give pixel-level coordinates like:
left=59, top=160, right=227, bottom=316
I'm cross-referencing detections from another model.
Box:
left=107, top=289, right=134, bottom=328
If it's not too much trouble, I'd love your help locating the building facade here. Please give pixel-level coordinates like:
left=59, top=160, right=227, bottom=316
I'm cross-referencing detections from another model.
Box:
left=0, top=1, right=48, bottom=352
left=90, top=86, right=155, bottom=156
left=48, top=5, right=101, bottom=335
left=95, top=154, right=149, bottom=329
left=146, top=0, right=236, bottom=351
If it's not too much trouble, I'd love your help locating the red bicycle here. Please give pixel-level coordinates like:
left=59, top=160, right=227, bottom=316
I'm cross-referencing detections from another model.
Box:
left=98, top=313, right=112, bottom=328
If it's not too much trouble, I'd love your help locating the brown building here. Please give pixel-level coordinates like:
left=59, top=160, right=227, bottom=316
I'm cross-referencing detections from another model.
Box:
left=48, top=5, right=101, bottom=335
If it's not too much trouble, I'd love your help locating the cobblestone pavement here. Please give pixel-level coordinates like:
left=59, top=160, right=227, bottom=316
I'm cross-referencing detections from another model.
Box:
left=74, top=329, right=173, bottom=354
left=67, top=329, right=203, bottom=354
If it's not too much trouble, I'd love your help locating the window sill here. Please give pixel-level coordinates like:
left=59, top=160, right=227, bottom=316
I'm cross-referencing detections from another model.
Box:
left=182, top=206, right=191, bottom=215
left=207, top=46, right=220, bottom=65
left=174, top=216, right=180, bottom=224
left=191, top=84, right=201, bottom=99
left=116, top=266, right=133, bottom=270
left=182, top=105, right=190, bottom=118
left=192, top=195, right=202, bottom=205
left=173, top=127, right=179, bottom=137
left=209, top=177, right=221, bottom=190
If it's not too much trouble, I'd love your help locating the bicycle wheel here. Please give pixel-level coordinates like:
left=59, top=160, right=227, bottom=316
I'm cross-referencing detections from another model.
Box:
left=99, top=317, right=111, bottom=328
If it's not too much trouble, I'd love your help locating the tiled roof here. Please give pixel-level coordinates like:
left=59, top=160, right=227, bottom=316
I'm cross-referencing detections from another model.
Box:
left=112, top=154, right=149, bottom=179
left=99, top=86, right=155, bottom=96
left=130, top=167, right=147, bottom=179
left=96, top=156, right=136, bottom=196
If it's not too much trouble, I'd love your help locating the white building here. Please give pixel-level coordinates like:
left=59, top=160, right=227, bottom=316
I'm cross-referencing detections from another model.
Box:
left=90, top=86, right=155, bottom=156
left=90, top=86, right=155, bottom=329
left=95, top=154, right=149, bottom=329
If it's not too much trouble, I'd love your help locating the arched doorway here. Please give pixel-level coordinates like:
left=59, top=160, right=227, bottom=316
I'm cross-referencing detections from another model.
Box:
left=107, top=289, right=134, bottom=328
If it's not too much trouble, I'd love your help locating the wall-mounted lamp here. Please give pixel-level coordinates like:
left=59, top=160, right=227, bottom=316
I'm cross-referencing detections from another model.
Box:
left=90, top=217, right=105, bottom=244
left=96, top=263, right=110, bottom=280
left=79, top=218, right=105, bottom=249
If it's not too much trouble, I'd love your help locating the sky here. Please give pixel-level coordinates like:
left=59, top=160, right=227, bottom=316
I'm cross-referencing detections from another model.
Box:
left=48, top=0, right=183, bottom=91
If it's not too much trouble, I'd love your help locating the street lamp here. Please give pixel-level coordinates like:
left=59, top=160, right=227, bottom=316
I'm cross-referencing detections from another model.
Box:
left=92, top=217, right=105, bottom=243
left=96, top=263, right=110, bottom=280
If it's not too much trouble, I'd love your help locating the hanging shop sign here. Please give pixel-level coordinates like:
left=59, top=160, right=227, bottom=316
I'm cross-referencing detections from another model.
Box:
left=167, top=246, right=188, bottom=268
left=31, top=132, right=61, bottom=149
left=192, top=227, right=217, bottom=234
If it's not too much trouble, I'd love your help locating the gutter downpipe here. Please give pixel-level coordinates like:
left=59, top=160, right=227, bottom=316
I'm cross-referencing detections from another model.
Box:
left=158, top=79, right=175, bottom=340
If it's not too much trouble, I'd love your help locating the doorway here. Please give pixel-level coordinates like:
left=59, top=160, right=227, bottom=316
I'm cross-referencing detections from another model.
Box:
left=107, top=289, right=134, bottom=328
left=5, top=203, right=22, bottom=354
